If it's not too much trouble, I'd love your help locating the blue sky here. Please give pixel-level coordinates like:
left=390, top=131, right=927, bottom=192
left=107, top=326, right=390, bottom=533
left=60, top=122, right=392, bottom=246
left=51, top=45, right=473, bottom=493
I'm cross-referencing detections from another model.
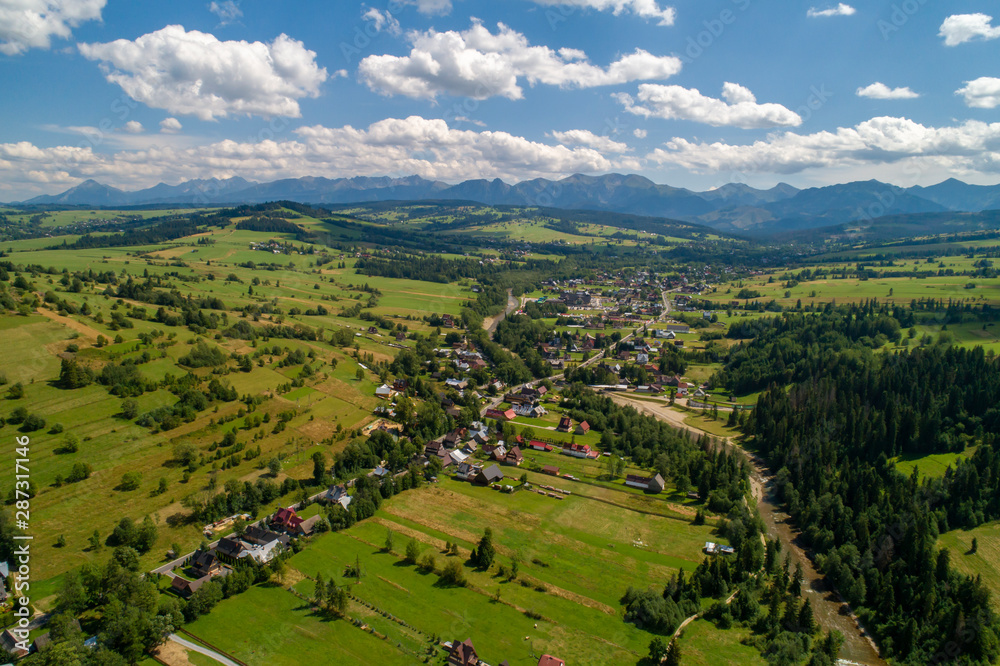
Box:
left=1, top=0, right=999, bottom=199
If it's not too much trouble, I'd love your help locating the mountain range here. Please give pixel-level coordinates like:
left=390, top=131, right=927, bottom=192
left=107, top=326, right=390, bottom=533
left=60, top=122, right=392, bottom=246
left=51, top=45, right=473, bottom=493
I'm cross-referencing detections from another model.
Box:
left=15, top=174, right=1000, bottom=236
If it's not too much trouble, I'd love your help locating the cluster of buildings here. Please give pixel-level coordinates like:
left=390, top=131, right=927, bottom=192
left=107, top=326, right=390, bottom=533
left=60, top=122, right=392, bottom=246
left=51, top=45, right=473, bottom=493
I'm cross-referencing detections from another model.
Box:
left=169, top=506, right=325, bottom=599
left=248, top=239, right=289, bottom=254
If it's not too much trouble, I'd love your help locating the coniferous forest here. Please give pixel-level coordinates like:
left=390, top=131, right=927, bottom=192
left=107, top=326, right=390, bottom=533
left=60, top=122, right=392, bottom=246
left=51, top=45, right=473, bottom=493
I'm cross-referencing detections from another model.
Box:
left=741, top=305, right=1000, bottom=664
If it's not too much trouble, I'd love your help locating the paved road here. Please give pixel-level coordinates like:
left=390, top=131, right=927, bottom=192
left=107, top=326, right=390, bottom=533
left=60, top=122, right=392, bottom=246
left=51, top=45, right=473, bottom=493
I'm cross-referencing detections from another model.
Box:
left=169, top=634, right=241, bottom=666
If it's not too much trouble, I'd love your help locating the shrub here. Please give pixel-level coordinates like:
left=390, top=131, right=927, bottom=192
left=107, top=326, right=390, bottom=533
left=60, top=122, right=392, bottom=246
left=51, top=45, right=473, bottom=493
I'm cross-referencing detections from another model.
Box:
left=118, top=471, right=142, bottom=491
left=20, top=414, right=46, bottom=432
left=419, top=553, right=437, bottom=573
left=405, top=539, right=420, bottom=565
left=66, top=462, right=92, bottom=482
left=179, top=341, right=228, bottom=368
left=439, top=560, right=466, bottom=587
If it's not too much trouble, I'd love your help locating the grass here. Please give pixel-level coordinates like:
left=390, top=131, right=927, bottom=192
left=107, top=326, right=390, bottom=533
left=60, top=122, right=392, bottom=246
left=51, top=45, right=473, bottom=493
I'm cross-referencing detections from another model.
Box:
left=184, top=584, right=415, bottom=665
left=0, top=215, right=505, bottom=587
left=707, top=269, right=1000, bottom=310
left=280, top=474, right=729, bottom=664
left=678, top=619, right=765, bottom=666
left=939, top=523, right=1000, bottom=611
left=0, top=311, right=377, bottom=585
left=892, top=448, right=975, bottom=479
left=682, top=414, right=740, bottom=439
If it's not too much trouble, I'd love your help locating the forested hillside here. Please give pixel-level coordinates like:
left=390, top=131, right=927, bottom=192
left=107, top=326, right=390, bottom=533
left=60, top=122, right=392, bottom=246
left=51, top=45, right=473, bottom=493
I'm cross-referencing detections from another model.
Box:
left=740, top=311, right=1000, bottom=663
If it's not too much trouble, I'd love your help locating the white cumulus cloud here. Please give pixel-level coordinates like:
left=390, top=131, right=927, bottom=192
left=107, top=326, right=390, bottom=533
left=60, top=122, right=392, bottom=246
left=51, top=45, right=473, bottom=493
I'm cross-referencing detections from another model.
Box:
left=79, top=25, right=328, bottom=120
left=399, top=0, right=453, bottom=15
left=633, top=128, right=647, bottom=138
left=807, top=3, right=855, bottom=18
left=856, top=82, right=919, bottom=100
left=0, top=0, right=106, bottom=55
left=160, top=117, right=183, bottom=133
left=0, top=115, right=644, bottom=199
left=614, top=82, right=802, bottom=129
left=957, top=77, right=1000, bottom=109
left=123, top=121, right=144, bottom=134
left=528, top=0, right=675, bottom=26
left=548, top=129, right=630, bottom=153
left=363, top=7, right=401, bottom=35
left=647, top=116, right=1000, bottom=178
left=940, top=13, right=1000, bottom=46
left=208, top=0, right=241, bottom=25
left=359, top=21, right=681, bottom=100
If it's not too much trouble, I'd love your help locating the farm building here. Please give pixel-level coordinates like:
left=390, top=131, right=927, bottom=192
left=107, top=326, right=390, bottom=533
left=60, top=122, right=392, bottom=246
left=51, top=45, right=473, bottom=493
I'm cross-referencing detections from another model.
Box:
left=503, top=446, right=524, bottom=466
left=562, top=442, right=595, bottom=458
left=474, top=464, right=505, bottom=486
left=216, top=526, right=288, bottom=564
left=191, top=550, right=223, bottom=578
left=272, top=507, right=304, bottom=533
left=542, top=465, right=560, bottom=476
left=324, top=484, right=352, bottom=510
left=455, top=462, right=480, bottom=481
left=447, top=638, right=480, bottom=666
left=624, top=473, right=666, bottom=493
left=704, top=542, right=735, bottom=555
left=170, top=575, right=207, bottom=599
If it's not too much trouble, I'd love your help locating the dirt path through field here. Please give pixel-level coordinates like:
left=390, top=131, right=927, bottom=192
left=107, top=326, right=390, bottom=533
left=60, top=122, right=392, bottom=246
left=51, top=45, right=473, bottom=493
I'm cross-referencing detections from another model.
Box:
left=35, top=304, right=104, bottom=340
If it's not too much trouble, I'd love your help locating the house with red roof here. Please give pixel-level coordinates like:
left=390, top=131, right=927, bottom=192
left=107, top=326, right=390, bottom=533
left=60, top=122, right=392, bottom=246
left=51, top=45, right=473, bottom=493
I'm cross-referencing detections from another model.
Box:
left=486, top=408, right=517, bottom=421
left=272, top=507, right=304, bottom=534
left=562, top=442, right=594, bottom=458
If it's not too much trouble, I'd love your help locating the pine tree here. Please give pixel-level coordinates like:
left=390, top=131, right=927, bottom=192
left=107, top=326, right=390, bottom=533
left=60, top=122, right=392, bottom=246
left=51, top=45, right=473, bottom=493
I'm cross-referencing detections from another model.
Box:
left=314, top=573, right=326, bottom=604
left=475, top=528, right=495, bottom=570
left=798, top=598, right=816, bottom=635
left=790, top=562, right=803, bottom=596
left=782, top=597, right=800, bottom=632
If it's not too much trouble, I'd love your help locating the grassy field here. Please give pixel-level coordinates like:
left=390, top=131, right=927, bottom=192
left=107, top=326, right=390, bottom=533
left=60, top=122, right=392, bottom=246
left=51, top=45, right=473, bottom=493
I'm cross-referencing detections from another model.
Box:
left=184, top=584, right=415, bottom=665
left=0, top=206, right=516, bottom=596
left=678, top=619, right=765, bottom=666
left=939, top=523, right=1000, bottom=610
left=4, top=208, right=211, bottom=228
left=892, top=447, right=975, bottom=479
left=260, top=473, right=732, bottom=665
left=682, top=413, right=740, bottom=439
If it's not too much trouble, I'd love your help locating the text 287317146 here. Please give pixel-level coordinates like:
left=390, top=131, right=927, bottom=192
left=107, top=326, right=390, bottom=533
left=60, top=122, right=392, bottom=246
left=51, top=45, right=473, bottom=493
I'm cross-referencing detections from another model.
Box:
left=12, top=435, right=33, bottom=652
